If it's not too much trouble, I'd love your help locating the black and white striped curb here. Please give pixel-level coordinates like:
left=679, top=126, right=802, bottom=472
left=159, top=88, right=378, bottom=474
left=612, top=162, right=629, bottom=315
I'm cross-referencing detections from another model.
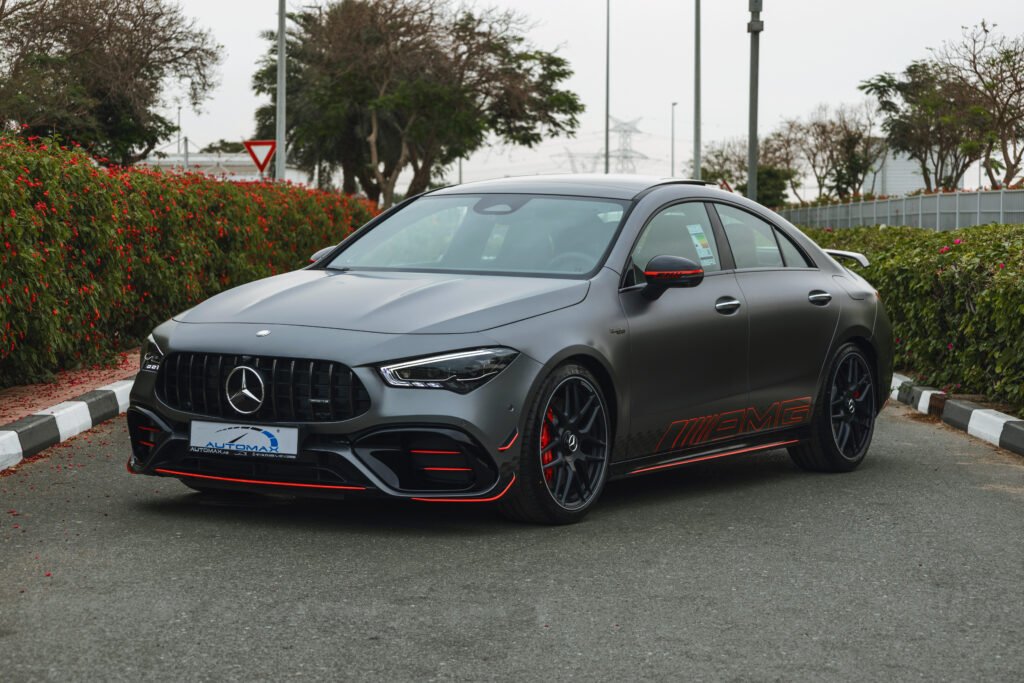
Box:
left=0, top=378, right=135, bottom=471
left=889, top=373, right=1024, bottom=457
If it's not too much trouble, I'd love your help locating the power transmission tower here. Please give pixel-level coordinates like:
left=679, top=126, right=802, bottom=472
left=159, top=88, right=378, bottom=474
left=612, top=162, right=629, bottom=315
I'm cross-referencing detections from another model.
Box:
left=609, top=117, right=648, bottom=174
left=551, top=116, right=648, bottom=175
left=560, top=147, right=602, bottom=174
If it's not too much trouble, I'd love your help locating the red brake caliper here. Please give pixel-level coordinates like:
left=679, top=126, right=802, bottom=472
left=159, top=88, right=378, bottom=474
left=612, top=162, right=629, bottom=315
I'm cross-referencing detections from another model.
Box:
left=541, top=409, right=554, bottom=483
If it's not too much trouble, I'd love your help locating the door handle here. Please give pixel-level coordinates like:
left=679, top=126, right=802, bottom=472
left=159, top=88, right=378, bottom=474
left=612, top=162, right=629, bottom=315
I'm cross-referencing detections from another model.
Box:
left=808, top=290, right=832, bottom=305
left=715, top=297, right=742, bottom=314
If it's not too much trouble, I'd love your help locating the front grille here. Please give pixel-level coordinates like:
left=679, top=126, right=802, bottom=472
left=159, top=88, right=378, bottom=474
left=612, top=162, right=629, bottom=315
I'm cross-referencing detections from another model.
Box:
left=157, top=352, right=371, bottom=422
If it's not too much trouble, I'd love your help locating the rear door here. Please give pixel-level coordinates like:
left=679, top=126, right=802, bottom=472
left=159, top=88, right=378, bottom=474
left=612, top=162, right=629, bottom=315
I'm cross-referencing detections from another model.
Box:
left=620, top=201, right=749, bottom=458
left=709, top=203, right=840, bottom=417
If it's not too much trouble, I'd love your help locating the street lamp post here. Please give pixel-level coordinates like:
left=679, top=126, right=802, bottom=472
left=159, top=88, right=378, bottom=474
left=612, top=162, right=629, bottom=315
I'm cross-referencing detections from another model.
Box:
left=604, top=0, right=611, bottom=174
left=670, top=102, right=678, bottom=177
left=693, top=0, right=701, bottom=180
left=275, top=0, right=287, bottom=181
left=747, top=0, right=763, bottom=201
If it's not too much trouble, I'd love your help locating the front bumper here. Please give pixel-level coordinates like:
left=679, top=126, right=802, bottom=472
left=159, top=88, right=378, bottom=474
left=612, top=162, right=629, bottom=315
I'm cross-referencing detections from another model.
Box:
left=127, top=323, right=542, bottom=502
left=127, top=406, right=518, bottom=500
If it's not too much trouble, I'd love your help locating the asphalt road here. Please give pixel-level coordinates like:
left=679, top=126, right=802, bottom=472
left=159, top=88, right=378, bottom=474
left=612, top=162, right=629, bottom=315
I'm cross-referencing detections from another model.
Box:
left=2, top=403, right=1022, bottom=682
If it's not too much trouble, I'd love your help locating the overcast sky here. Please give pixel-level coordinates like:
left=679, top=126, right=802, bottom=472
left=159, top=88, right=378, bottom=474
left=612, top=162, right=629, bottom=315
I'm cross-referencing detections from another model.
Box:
left=169, top=0, right=1024, bottom=188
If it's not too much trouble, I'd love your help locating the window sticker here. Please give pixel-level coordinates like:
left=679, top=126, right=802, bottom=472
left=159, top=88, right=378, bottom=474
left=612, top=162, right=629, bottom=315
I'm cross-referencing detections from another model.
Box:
left=687, top=224, right=717, bottom=266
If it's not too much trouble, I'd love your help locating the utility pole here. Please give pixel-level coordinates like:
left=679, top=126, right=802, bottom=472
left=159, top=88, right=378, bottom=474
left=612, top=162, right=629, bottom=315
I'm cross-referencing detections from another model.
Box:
left=176, top=105, right=182, bottom=155
left=183, top=136, right=189, bottom=169
left=604, top=0, right=611, bottom=174
left=747, top=0, right=763, bottom=200
left=458, top=157, right=463, bottom=184
left=275, top=0, right=287, bottom=181
left=670, top=102, right=678, bottom=177
left=693, top=0, right=701, bottom=179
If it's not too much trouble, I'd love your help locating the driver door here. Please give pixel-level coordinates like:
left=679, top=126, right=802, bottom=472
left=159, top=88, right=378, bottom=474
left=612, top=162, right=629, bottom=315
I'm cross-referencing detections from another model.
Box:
left=620, top=202, right=749, bottom=458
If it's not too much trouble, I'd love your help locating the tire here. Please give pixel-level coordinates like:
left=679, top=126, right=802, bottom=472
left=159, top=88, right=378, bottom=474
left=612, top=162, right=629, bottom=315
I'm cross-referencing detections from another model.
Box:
left=499, top=364, right=612, bottom=524
left=789, top=342, right=877, bottom=473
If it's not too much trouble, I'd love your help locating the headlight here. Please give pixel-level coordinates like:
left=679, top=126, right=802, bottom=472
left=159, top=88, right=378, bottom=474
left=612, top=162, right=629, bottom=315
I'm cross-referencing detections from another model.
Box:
left=139, top=334, right=165, bottom=373
left=378, top=348, right=518, bottom=394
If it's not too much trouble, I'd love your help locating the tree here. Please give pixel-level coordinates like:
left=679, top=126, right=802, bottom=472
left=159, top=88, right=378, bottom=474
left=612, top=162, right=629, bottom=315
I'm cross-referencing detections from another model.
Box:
left=253, top=0, right=583, bottom=207
left=200, top=139, right=245, bottom=154
left=0, top=0, right=222, bottom=165
left=936, top=22, right=1024, bottom=188
left=860, top=60, right=990, bottom=191
left=828, top=102, right=888, bottom=199
left=762, top=119, right=807, bottom=202
left=737, top=166, right=795, bottom=208
left=799, top=105, right=840, bottom=200
left=695, top=137, right=748, bottom=187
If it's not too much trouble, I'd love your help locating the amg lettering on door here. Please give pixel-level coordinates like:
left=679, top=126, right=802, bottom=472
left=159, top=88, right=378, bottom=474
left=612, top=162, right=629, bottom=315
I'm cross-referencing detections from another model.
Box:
left=654, top=397, right=812, bottom=453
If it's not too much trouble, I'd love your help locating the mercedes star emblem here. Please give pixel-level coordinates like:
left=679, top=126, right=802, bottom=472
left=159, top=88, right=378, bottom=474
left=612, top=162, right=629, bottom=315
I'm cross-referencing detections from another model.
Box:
left=565, top=432, right=579, bottom=452
left=225, top=366, right=265, bottom=414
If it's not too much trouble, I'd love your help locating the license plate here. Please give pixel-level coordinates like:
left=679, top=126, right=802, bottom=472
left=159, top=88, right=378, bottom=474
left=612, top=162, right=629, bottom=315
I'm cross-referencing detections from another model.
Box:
left=189, top=421, right=299, bottom=459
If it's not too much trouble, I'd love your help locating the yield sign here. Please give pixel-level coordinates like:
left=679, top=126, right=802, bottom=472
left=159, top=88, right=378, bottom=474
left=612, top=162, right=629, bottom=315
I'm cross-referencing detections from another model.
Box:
left=243, top=140, right=277, bottom=173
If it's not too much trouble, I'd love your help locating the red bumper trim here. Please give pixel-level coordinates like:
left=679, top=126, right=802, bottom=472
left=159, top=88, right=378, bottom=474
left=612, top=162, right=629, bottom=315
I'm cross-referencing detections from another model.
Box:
left=154, top=468, right=367, bottom=492
left=411, top=475, right=516, bottom=503
left=629, top=440, right=799, bottom=475
left=497, top=430, right=519, bottom=451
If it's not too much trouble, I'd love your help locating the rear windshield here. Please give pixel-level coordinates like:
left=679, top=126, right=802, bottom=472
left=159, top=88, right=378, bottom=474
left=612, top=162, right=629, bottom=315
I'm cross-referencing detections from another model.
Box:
left=326, top=194, right=629, bottom=277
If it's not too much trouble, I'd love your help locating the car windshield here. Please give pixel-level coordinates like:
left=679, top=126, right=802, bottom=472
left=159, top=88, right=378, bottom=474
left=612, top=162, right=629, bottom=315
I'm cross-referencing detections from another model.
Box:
left=326, top=193, right=629, bottom=276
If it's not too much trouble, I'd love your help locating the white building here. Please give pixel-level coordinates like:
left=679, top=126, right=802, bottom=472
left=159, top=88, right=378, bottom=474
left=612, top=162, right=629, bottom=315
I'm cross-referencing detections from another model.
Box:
left=862, top=149, right=964, bottom=196
left=140, top=153, right=308, bottom=184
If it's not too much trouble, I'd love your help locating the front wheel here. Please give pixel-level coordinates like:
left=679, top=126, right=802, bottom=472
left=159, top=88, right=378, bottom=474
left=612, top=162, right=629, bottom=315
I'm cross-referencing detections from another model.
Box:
left=499, top=364, right=611, bottom=524
left=789, top=342, right=877, bottom=473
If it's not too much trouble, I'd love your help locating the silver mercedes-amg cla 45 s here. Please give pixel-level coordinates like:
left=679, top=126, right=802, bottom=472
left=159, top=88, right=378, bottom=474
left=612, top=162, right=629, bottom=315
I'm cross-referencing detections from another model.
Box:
left=128, top=175, right=893, bottom=524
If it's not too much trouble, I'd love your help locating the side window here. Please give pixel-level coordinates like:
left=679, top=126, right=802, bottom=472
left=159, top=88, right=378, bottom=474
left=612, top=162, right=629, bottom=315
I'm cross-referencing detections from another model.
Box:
left=629, top=203, right=722, bottom=284
left=715, top=204, right=784, bottom=269
left=775, top=228, right=812, bottom=267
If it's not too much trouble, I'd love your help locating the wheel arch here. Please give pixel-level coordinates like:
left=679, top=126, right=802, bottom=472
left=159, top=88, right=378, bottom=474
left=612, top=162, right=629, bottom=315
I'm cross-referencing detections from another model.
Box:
left=526, top=346, right=624, bottom=458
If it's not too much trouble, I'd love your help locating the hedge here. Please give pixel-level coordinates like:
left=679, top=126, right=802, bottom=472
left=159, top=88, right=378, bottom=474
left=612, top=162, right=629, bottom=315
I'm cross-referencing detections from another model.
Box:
left=0, top=135, right=377, bottom=387
left=801, top=224, right=1024, bottom=411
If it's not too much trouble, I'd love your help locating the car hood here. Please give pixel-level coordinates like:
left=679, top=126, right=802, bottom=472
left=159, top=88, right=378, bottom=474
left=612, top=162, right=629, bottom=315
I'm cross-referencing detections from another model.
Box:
left=173, top=269, right=590, bottom=334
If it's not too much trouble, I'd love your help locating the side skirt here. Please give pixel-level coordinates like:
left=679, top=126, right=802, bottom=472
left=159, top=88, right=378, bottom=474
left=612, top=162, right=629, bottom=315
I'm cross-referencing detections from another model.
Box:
left=609, top=432, right=805, bottom=479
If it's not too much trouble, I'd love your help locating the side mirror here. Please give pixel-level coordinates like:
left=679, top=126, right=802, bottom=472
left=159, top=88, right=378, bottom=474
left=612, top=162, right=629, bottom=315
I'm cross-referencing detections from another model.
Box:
left=642, top=255, right=704, bottom=300
left=309, top=246, right=334, bottom=263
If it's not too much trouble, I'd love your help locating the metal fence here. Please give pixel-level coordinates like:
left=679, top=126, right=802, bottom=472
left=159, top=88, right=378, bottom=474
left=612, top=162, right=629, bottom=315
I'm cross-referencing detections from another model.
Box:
left=778, top=189, right=1024, bottom=230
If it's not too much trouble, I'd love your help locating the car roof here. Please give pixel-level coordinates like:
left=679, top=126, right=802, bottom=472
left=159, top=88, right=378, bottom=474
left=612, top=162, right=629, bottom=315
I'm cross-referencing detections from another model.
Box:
left=428, top=174, right=716, bottom=201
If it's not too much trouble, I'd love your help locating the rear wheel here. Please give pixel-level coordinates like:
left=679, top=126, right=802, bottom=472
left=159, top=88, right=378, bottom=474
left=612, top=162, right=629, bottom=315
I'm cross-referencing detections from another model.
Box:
left=499, top=364, right=611, bottom=524
left=789, top=342, right=876, bottom=472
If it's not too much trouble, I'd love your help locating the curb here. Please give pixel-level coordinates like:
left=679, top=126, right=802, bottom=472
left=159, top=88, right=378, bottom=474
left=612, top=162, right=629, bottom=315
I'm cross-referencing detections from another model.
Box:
left=0, top=377, right=136, bottom=471
left=889, top=374, right=1024, bottom=458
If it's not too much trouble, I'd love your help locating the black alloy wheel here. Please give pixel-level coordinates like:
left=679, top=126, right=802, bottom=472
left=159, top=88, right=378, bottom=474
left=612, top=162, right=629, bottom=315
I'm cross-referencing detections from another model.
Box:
left=830, top=352, right=874, bottom=460
left=499, top=364, right=611, bottom=524
left=788, top=343, right=876, bottom=473
left=538, top=376, right=610, bottom=510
